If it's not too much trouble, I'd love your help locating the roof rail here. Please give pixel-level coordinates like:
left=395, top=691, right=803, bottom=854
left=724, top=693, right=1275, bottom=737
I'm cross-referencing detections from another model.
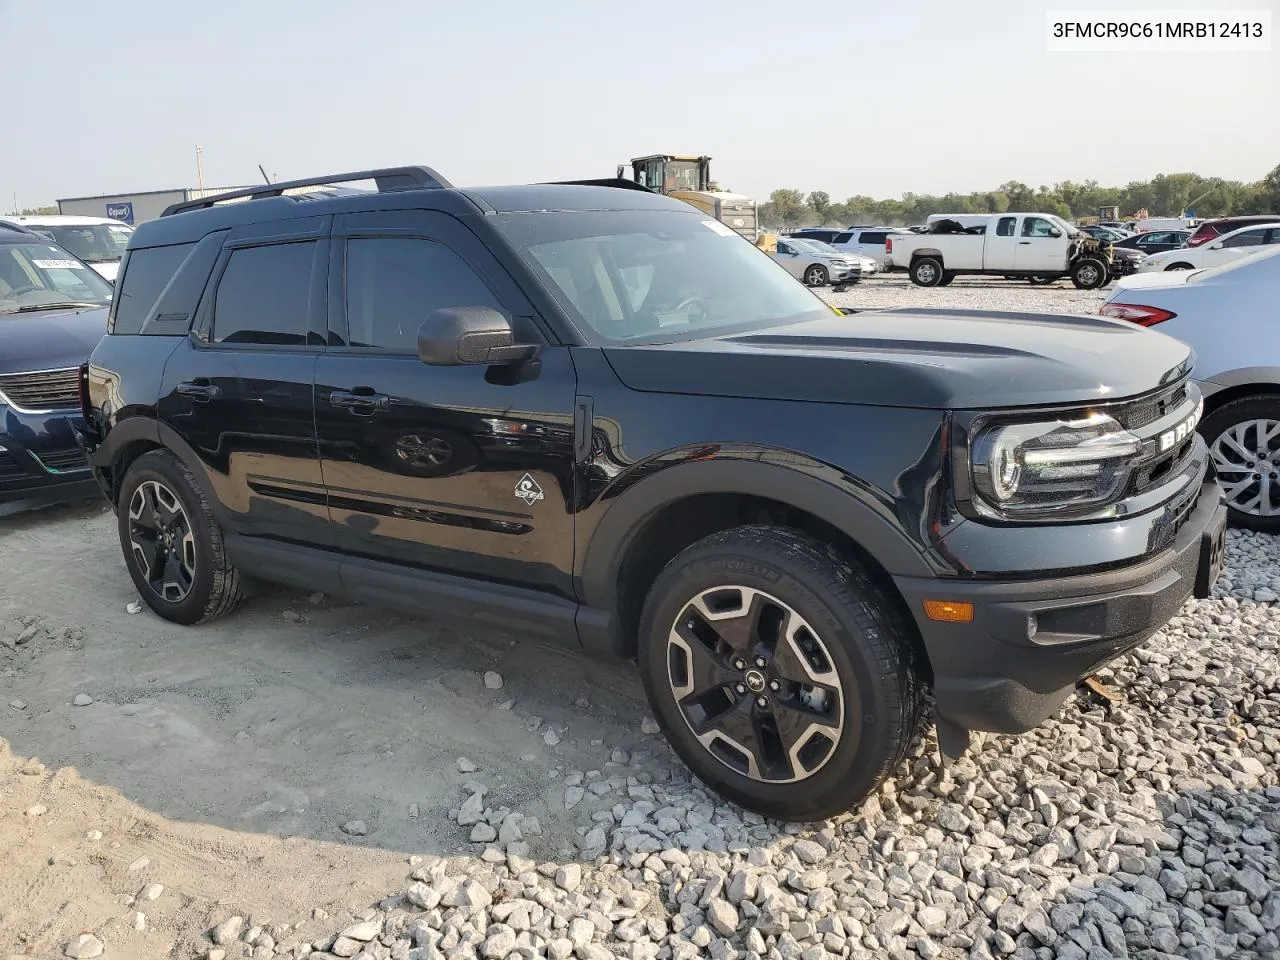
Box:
left=541, top=178, right=657, bottom=193
left=160, top=166, right=453, bottom=217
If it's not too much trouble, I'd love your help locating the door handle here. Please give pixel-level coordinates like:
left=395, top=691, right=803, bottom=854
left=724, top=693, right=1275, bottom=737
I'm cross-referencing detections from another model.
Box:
left=1018, top=241, right=1032, bottom=245
left=330, top=389, right=389, bottom=415
left=176, top=379, right=220, bottom=401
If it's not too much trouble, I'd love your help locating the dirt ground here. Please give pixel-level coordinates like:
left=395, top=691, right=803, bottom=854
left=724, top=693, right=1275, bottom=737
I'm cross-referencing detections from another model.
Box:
left=0, top=500, right=665, bottom=959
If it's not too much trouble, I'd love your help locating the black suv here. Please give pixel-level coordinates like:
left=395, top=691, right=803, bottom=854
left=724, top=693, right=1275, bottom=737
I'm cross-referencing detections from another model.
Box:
left=80, top=167, right=1227, bottom=820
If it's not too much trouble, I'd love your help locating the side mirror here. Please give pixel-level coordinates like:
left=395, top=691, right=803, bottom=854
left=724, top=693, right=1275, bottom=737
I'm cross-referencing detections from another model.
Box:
left=1210, top=242, right=1223, bottom=250
left=1049, top=228, right=1062, bottom=238
left=418, top=306, right=538, bottom=366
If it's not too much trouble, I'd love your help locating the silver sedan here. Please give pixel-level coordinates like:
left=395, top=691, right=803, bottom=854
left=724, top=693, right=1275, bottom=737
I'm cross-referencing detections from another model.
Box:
left=770, top=237, right=863, bottom=286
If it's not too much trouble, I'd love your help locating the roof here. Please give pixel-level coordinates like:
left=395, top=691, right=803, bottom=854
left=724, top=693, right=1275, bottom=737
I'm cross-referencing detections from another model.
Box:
left=130, top=173, right=693, bottom=249
left=1, top=214, right=132, bottom=227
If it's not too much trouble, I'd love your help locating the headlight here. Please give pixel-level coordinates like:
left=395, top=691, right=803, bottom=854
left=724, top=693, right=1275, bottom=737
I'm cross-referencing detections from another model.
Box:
left=969, top=412, right=1143, bottom=518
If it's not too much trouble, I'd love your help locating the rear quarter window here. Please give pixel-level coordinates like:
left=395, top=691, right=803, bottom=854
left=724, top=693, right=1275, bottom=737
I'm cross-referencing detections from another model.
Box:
left=110, top=243, right=196, bottom=335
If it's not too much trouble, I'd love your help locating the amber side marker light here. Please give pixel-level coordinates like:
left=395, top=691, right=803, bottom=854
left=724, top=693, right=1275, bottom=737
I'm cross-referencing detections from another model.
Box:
left=923, top=600, right=974, bottom=623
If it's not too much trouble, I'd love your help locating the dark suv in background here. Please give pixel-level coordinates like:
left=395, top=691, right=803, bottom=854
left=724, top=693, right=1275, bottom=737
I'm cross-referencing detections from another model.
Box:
left=80, top=167, right=1226, bottom=820
left=0, top=229, right=111, bottom=516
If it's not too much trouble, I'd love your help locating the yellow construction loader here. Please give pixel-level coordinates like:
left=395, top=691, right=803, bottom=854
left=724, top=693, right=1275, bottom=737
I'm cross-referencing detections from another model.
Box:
left=616, top=155, right=758, bottom=241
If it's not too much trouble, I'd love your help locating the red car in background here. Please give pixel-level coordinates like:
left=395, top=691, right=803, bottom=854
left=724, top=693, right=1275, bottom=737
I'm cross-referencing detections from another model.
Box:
left=1187, top=215, right=1280, bottom=247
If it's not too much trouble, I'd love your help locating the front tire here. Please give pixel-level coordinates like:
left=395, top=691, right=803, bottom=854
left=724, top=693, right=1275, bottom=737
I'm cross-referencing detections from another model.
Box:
left=910, top=257, right=943, bottom=287
left=938, top=272, right=956, bottom=287
left=1165, top=262, right=1195, bottom=271
left=637, top=526, right=924, bottom=821
left=1071, top=258, right=1108, bottom=289
left=803, top=265, right=828, bottom=287
left=117, top=450, right=244, bottom=625
left=1201, top=395, right=1280, bottom=533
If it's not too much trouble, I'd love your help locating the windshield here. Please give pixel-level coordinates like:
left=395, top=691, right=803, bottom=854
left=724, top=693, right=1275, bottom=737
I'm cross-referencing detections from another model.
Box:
left=0, top=240, right=114, bottom=314
left=791, top=238, right=842, bottom=257
left=662, top=160, right=703, bottom=192
left=29, top=224, right=133, bottom=264
left=495, top=210, right=830, bottom=344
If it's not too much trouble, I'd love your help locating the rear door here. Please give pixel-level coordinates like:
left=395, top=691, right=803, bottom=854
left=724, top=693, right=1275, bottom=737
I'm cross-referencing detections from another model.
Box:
left=158, top=216, right=332, bottom=546
left=1013, top=215, right=1067, bottom=272
left=772, top=241, right=806, bottom=279
left=983, top=217, right=1019, bottom=269
left=313, top=210, right=578, bottom=597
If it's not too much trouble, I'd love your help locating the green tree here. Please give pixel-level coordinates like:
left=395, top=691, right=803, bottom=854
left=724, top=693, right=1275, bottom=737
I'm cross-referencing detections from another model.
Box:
left=807, top=191, right=831, bottom=222
left=1258, top=162, right=1280, bottom=213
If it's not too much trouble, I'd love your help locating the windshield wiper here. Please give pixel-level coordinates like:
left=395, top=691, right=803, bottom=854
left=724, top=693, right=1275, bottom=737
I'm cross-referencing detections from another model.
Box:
left=13, top=301, right=104, bottom=313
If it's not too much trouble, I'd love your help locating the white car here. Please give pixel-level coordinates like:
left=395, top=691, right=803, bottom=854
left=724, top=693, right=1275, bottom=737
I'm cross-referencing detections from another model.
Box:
left=0, top=215, right=133, bottom=281
left=1101, top=246, right=1280, bottom=531
left=1136, top=221, right=1280, bottom=273
left=770, top=237, right=862, bottom=287
left=828, top=227, right=910, bottom=270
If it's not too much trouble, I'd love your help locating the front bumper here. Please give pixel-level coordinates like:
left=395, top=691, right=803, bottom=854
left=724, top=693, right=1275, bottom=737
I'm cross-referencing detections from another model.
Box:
left=1, top=407, right=99, bottom=517
left=894, top=478, right=1226, bottom=739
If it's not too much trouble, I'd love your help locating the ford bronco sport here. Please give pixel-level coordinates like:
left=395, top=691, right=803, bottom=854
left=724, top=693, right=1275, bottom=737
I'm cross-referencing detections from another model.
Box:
left=78, top=167, right=1227, bottom=820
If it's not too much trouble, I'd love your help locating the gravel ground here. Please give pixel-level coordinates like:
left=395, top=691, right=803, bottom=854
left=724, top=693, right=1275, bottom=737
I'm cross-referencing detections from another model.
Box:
left=819, top=272, right=1115, bottom=315
left=2, top=279, right=1277, bottom=960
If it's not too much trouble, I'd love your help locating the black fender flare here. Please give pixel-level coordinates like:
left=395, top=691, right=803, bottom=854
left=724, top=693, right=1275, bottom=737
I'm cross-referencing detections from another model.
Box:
left=577, top=456, right=937, bottom=614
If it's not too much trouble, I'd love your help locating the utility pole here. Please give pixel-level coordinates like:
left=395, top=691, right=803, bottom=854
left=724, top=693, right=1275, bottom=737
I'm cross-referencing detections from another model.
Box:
left=196, top=145, right=205, bottom=191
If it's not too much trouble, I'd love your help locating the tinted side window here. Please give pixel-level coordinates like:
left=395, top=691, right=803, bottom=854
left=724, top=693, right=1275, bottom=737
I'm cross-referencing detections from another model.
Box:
left=996, top=217, right=1017, bottom=237
left=110, top=243, right=196, bottom=334
left=1222, top=230, right=1266, bottom=248
left=213, top=241, right=316, bottom=345
left=343, top=238, right=502, bottom=352
left=777, top=242, right=793, bottom=255
left=859, top=231, right=887, bottom=245
left=832, top=232, right=855, bottom=244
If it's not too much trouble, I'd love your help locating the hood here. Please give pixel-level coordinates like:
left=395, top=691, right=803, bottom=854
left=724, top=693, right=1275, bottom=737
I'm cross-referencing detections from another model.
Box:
left=0, top=306, right=109, bottom=376
left=603, top=308, right=1192, bottom=410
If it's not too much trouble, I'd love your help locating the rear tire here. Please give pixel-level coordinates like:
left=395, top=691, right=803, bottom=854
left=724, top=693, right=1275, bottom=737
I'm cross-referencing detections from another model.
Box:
left=1165, top=262, right=1195, bottom=271
left=1200, top=395, right=1280, bottom=533
left=117, top=450, right=244, bottom=625
left=1071, top=258, right=1108, bottom=290
left=910, top=258, right=944, bottom=287
left=803, top=265, right=829, bottom=287
left=637, top=525, right=925, bottom=821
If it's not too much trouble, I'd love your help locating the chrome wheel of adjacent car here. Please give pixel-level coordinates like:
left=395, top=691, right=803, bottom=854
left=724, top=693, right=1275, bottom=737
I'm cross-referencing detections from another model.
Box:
left=666, top=585, right=845, bottom=784
left=1210, top=419, right=1280, bottom=518
left=803, top=265, right=828, bottom=287
left=395, top=434, right=454, bottom=467
left=127, top=479, right=197, bottom=602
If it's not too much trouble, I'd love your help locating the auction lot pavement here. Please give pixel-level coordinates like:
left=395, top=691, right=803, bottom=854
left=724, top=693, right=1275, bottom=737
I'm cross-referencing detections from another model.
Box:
left=1, top=278, right=1276, bottom=960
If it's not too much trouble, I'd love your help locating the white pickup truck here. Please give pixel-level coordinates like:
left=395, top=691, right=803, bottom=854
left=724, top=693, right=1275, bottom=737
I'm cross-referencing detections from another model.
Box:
left=887, top=213, right=1114, bottom=289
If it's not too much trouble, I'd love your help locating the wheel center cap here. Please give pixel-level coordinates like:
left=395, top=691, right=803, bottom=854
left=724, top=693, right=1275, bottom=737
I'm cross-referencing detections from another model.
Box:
left=745, top=670, right=766, bottom=693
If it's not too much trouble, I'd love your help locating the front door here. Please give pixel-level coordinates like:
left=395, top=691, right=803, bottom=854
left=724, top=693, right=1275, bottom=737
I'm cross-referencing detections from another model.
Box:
left=313, top=211, right=578, bottom=597
left=1014, top=215, right=1067, bottom=272
left=158, top=216, right=333, bottom=547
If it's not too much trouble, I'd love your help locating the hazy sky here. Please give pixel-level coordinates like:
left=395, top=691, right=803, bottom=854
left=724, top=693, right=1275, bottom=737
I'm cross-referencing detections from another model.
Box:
left=3, top=0, right=1277, bottom=209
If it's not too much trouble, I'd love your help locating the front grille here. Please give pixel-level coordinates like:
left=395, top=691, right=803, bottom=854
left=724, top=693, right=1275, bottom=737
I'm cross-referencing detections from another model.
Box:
left=36, top=448, right=89, bottom=473
left=0, top=368, right=80, bottom=411
left=1120, top=383, right=1187, bottom=430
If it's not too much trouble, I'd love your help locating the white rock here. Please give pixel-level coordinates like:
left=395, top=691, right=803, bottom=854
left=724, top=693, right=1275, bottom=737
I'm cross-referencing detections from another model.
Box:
left=457, top=757, right=478, bottom=773
left=126, top=601, right=142, bottom=614
left=470, top=822, right=497, bottom=843
left=340, top=819, right=368, bottom=837
left=483, top=671, right=504, bottom=689
left=138, top=883, right=163, bottom=901
left=72, top=694, right=94, bottom=706
left=641, top=717, right=661, bottom=735
left=556, top=863, right=582, bottom=892
left=63, top=934, right=104, bottom=959
left=339, top=920, right=381, bottom=942
left=211, top=916, right=245, bottom=945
